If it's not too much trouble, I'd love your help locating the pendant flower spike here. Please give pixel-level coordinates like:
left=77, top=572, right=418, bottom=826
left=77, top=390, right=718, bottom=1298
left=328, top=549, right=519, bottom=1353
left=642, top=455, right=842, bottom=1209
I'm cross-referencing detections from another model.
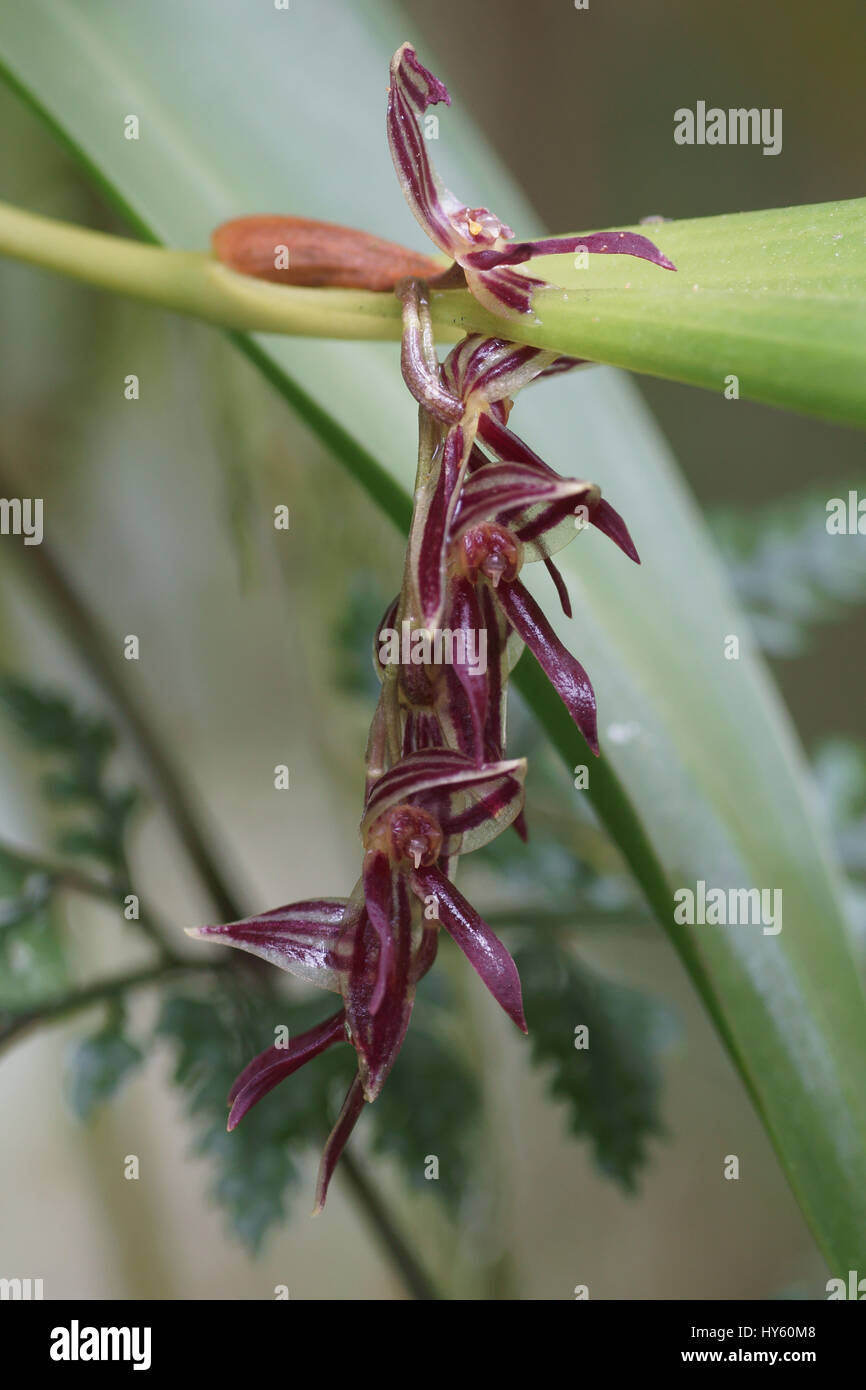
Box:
left=387, top=42, right=676, bottom=316
left=190, top=41, right=666, bottom=1216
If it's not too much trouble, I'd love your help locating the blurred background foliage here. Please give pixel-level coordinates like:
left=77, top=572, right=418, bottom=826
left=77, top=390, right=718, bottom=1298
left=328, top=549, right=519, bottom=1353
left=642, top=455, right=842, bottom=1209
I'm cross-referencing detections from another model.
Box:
left=0, top=0, right=863, bottom=1299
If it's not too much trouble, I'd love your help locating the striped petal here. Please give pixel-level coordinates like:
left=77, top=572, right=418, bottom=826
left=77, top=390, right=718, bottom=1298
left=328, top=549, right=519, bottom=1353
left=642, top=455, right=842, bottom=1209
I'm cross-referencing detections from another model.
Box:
left=454, top=461, right=598, bottom=537
left=341, top=891, right=434, bottom=1100
left=313, top=1076, right=366, bottom=1214
left=412, top=864, right=527, bottom=1031
left=387, top=44, right=510, bottom=262
left=589, top=496, right=641, bottom=564
left=464, top=229, right=676, bottom=274
left=442, top=335, right=564, bottom=406
left=362, top=747, right=526, bottom=858
left=362, top=850, right=398, bottom=1016
left=186, top=899, right=347, bottom=992
left=477, top=413, right=640, bottom=562
left=226, top=1010, right=347, bottom=1131
left=445, top=576, right=489, bottom=764
left=497, top=578, right=599, bottom=754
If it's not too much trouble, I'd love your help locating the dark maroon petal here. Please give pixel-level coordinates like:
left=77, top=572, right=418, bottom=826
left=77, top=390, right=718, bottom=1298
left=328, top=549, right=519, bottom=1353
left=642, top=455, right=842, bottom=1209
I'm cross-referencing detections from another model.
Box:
left=387, top=45, right=460, bottom=257
left=439, top=665, right=477, bottom=760
left=363, top=747, right=526, bottom=858
left=511, top=491, right=575, bottom=542
left=509, top=489, right=601, bottom=561
left=362, top=850, right=397, bottom=1015
left=415, top=440, right=452, bottom=625
left=536, top=357, right=588, bottom=378
left=467, top=265, right=543, bottom=315
left=480, top=584, right=508, bottom=761
left=512, top=808, right=530, bottom=842
left=403, top=708, right=446, bottom=755
left=407, top=418, right=471, bottom=631
left=444, top=334, right=558, bottom=403
left=544, top=556, right=573, bottom=619
left=413, top=919, right=440, bottom=982
left=412, top=864, right=527, bottom=1032
left=436, top=772, right=525, bottom=847
left=455, top=462, right=593, bottom=533
left=342, top=888, right=417, bottom=1100
left=187, top=899, right=346, bottom=991
left=226, top=1010, right=346, bottom=1131
left=387, top=46, right=513, bottom=269
left=313, top=1076, right=366, bottom=1214
left=590, top=496, right=640, bottom=563
left=441, top=334, right=500, bottom=397
left=446, top=577, right=488, bottom=764
left=477, top=413, right=558, bottom=476
left=465, top=229, right=677, bottom=273
left=497, top=578, right=599, bottom=754
left=363, top=747, right=524, bottom=830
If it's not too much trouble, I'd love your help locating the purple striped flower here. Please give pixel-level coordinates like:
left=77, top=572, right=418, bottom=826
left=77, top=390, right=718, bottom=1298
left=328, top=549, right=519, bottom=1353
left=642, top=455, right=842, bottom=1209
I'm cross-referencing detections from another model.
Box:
left=387, top=43, right=676, bottom=317
left=185, top=41, right=657, bottom=1220
left=389, top=327, right=640, bottom=758
left=188, top=749, right=528, bottom=1210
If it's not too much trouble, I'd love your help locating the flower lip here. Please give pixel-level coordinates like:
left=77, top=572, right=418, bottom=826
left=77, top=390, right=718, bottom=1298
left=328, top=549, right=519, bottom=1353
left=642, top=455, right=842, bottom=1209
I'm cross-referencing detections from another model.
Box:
left=454, top=521, right=523, bottom=587
left=365, top=801, right=443, bottom=868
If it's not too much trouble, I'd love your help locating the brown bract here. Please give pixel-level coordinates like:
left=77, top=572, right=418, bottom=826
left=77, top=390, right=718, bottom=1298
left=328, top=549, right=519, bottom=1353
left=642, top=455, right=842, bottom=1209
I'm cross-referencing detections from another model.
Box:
left=211, top=214, right=443, bottom=290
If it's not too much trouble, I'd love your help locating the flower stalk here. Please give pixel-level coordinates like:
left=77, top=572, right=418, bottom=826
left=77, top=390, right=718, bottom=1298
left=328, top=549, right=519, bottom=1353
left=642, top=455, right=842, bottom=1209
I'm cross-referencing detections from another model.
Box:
left=0, top=194, right=676, bottom=357
left=187, top=44, right=673, bottom=1210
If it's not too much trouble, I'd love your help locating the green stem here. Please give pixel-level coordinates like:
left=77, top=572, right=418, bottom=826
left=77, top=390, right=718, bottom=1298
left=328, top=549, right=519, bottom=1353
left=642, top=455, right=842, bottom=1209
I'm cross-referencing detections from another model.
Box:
left=0, top=961, right=205, bottom=1052
left=0, top=839, right=127, bottom=905
left=0, top=837, right=188, bottom=961
left=338, top=1153, right=439, bottom=1301
left=0, top=198, right=464, bottom=341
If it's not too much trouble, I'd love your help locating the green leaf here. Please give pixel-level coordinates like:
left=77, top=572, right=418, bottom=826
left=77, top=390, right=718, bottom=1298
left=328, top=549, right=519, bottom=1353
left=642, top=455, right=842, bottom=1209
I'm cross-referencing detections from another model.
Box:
left=2, top=0, right=866, bottom=1273
left=517, top=939, right=672, bottom=1188
left=66, top=1016, right=143, bottom=1121
left=480, top=200, right=866, bottom=428
left=157, top=992, right=354, bottom=1252
left=0, top=845, right=66, bottom=1006
left=0, top=677, right=136, bottom=872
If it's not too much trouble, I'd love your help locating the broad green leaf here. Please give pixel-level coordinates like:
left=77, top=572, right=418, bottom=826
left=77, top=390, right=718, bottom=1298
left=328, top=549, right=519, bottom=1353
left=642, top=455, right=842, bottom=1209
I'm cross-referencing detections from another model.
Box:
left=2, top=0, right=866, bottom=1273
left=465, top=200, right=866, bottom=428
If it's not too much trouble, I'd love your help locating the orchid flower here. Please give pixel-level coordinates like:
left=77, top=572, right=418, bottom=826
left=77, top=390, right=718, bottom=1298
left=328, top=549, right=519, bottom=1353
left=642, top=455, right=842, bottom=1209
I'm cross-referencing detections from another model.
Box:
left=389, top=319, right=640, bottom=758
left=189, top=749, right=528, bottom=1209
left=387, top=42, right=675, bottom=318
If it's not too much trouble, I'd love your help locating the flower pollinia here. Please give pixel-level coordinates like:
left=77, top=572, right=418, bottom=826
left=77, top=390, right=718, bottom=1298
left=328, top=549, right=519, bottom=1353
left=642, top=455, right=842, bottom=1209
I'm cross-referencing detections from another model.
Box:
left=190, top=43, right=670, bottom=1212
